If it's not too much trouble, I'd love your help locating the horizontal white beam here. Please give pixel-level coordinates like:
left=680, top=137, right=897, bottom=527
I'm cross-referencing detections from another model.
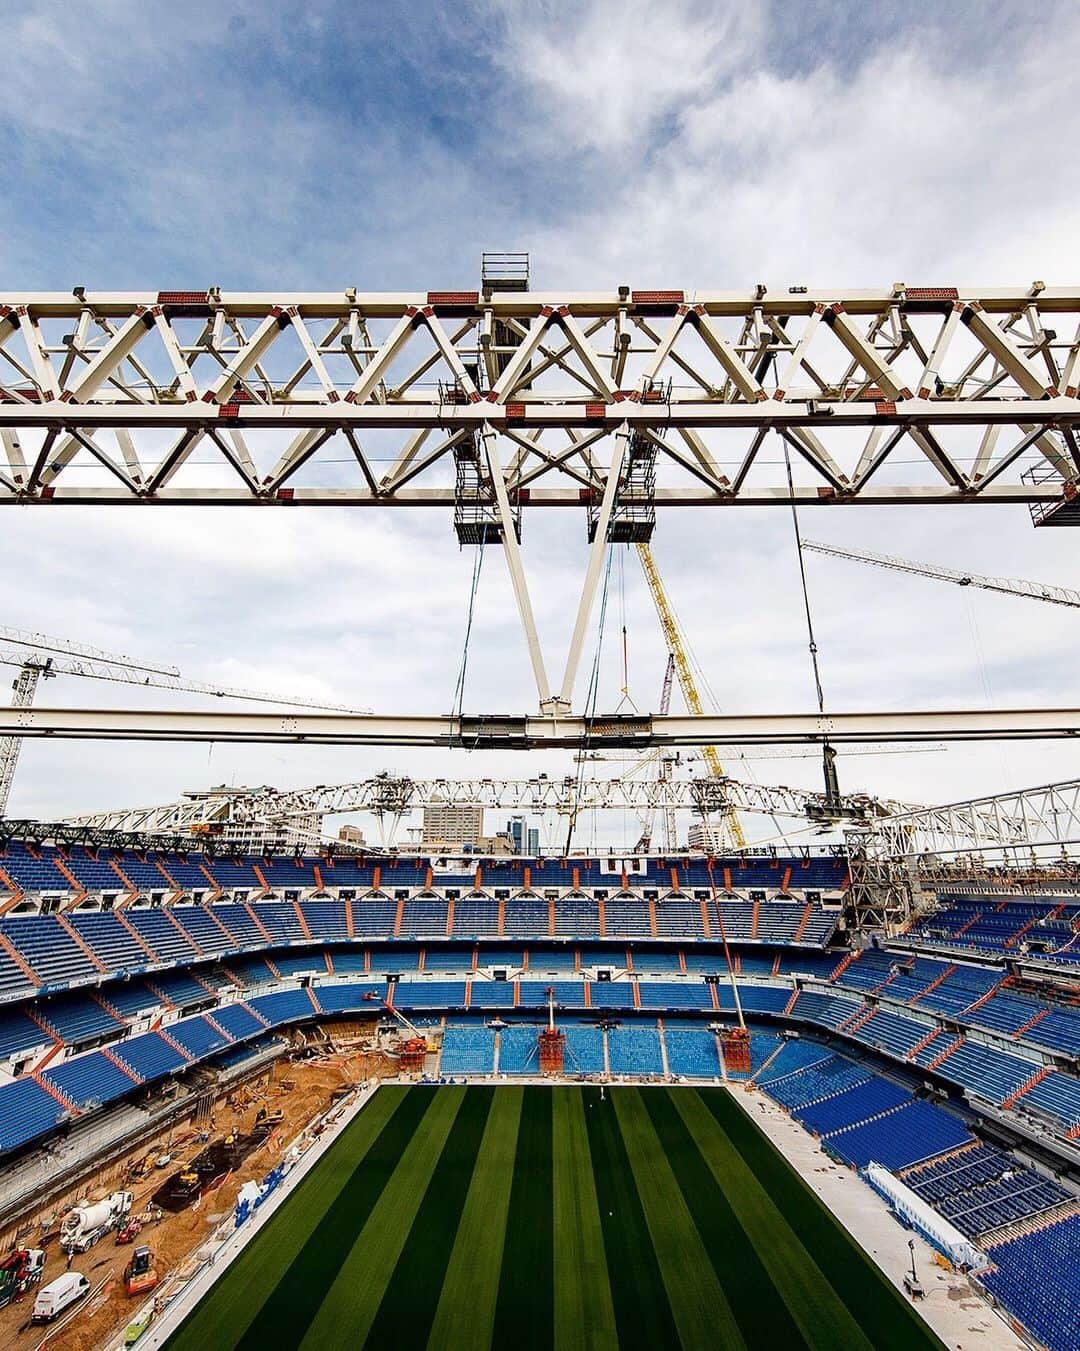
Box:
left=6, top=706, right=1080, bottom=747
left=0, top=484, right=1065, bottom=508
left=0, top=398, right=1077, bottom=432
left=4, top=288, right=1079, bottom=315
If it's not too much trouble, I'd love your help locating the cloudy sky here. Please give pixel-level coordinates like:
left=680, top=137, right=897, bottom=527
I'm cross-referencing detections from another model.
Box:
left=2, top=0, right=1079, bottom=850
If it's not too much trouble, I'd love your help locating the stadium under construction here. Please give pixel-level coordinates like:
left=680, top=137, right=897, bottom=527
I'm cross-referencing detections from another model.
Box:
left=0, top=272, right=1079, bottom=1351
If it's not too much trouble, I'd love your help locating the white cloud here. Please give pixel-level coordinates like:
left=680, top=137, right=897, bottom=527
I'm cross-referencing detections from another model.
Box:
left=492, top=0, right=763, bottom=152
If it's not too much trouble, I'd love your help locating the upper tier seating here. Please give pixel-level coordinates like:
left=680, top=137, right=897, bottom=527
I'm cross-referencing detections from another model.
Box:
left=908, top=893, right=1080, bottom=970
left=0, top=917, right=99, bottom=988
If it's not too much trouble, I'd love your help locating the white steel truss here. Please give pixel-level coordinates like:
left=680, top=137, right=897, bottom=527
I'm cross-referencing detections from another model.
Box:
left=855, top=778, right=1080, bottom=860
left=62, top=773, right=909, bottom=837
left=846, top=778, right=1080, bottom=932
left=0, top=285, right=1077, bottom=511
left=7, top=284, right=1080, bottom=713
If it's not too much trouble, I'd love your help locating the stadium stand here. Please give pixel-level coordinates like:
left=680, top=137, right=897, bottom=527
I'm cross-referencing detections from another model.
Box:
left=608, top=1025, right=664, bottom=1076
left=0, top=1078, right=70, bottom=1152
left=664, top=1027, right=721, bottom=1078
left=440, top=1026, right=496, bottom=1075
left=982, top=1217, right=1080, bottom=1351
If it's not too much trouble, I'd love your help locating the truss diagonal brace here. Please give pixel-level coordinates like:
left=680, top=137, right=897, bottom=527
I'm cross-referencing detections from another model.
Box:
left=481, top=425, right=552, bottom=707
left=554, top=423, right=629, bottom=712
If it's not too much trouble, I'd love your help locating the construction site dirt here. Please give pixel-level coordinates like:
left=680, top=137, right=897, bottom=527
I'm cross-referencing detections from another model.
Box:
left=0, top=1026, right=393, bottom=1351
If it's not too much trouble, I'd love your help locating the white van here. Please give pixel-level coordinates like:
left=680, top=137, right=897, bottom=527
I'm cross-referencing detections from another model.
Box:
left=31, top=1271, right=90, bottom=1324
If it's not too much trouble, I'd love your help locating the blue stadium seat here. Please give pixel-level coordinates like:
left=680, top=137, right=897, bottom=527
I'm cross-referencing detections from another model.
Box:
left=440, top=1025, right=495, bottom=1075
left=0, top=1076, right=70, bottom=1153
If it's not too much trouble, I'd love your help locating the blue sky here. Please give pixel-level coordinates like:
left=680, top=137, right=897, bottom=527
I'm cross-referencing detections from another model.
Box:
left=2, top=0, right=1079, bottom=846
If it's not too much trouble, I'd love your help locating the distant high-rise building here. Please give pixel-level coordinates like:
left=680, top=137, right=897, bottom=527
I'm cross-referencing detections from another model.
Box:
left=422, top=802, right=484, bottom=849
left=506, top=815, right=526, bottom=853
left=527, top=826, right=540, bottom=856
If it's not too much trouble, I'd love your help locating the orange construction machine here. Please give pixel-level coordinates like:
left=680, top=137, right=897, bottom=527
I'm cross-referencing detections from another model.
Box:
left=363, top=993, right=429, bottom=1073
left=123, top=1246, right=158, bottom=1298
left=538, top=987, right=566, bottom=1075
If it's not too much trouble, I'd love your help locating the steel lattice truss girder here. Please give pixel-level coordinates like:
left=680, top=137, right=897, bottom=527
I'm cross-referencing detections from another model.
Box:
left=62, top=773, right=909, bottom=835
left=853, top=777, right=1080, bottom=860
left=1, top=287, right=1079, bottom=507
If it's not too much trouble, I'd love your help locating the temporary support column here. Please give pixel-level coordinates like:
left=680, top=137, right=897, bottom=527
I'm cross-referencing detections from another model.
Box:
left=481, top=424, right=553, bottom=709
left=552, top=422, right=629, bottom=713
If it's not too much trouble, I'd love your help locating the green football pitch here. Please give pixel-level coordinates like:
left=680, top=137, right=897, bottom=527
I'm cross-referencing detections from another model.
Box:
left=165, top=1084, right=944, bottom=1351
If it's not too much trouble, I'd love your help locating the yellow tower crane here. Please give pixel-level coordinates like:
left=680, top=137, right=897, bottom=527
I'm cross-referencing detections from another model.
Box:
left=634, top=542, right=747, bottom=849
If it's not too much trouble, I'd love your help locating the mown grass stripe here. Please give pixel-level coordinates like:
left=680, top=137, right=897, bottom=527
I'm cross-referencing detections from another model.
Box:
left=300, top=1086, right=465, bottom=1350
left=671, top=1088, right=869, bottom=1351
left=552, top=1087, right=619, bottom=1351
left=582, top=1087, right=680, bottom=1351
left=641, top=1088, right=809, bottom=1350
left=426, top=1088, right=523, bottom=1351
left=492, top=1086, right=553, bottom=1351
left=614, top=1087, right=746, bottom=1351
left=165, top=1086, right=412, bottom=1351
left=698, top=1088, right=945, bottom=1351
left=235, top=1080, right=435, bottom=1351
left=365, top=1087, right=494, bottom=1348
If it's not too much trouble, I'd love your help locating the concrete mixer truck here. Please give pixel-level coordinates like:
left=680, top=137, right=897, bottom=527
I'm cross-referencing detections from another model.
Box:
left=60, top=1191, right=133, bottom=1254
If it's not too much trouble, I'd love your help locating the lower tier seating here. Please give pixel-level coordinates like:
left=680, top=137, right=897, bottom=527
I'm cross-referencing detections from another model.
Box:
left=981, top=1216, right=1080, bottom=1351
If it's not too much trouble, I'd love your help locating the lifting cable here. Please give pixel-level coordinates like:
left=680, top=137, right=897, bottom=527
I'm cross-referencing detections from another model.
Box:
left=782, top=438, right=840, bottom=807
left=617, top=546, right=634, bottom=711
left=450, top=526, right=488, bottom=726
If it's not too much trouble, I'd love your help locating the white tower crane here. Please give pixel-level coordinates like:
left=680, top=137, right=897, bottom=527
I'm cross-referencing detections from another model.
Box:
left=803, top=541, right=1080, bottom=609
left=0, top=626, right=370, bottom=816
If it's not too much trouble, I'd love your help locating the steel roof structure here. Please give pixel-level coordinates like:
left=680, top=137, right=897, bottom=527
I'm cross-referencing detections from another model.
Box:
left=61, top=772, right=909, bottom=837
left=0, top=284, right=1077, bottom=511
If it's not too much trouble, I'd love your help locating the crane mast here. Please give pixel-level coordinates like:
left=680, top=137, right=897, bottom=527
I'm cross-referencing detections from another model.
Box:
left=635, top=542, right=746, bottom=849
left=0, top=662, right=50, bottom=816
left=803, top=540, right=1080, bottom=610
left=658, top=653, right=678, bottom=853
